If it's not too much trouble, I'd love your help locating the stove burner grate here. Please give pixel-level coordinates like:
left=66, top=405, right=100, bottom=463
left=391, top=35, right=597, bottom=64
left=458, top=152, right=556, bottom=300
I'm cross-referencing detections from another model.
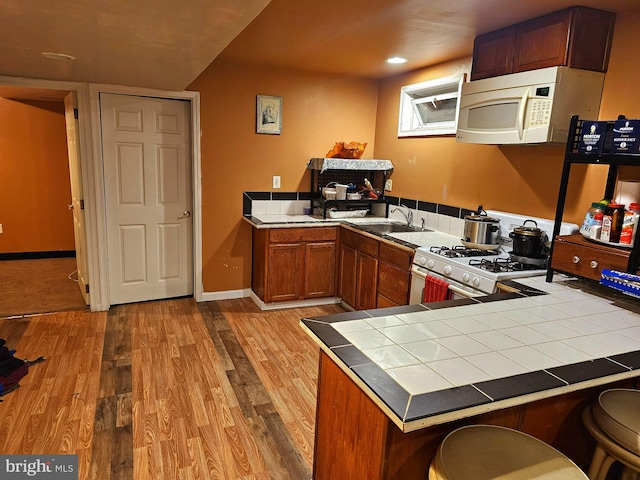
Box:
left=430, top=245, right=499, bottom=258
left=469, top=257, right=544, bottom=272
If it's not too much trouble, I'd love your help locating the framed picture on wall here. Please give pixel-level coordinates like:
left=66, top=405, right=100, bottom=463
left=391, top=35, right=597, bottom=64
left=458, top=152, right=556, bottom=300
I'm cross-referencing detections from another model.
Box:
left=256, top=95, right=282, bottom=135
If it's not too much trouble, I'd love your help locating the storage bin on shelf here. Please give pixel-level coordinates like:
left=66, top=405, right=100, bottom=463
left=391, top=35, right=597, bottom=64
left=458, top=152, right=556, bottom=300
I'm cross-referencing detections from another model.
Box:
left=307, top=157, right=394, bottom=219
left=600, top=269, right=640, bottom=299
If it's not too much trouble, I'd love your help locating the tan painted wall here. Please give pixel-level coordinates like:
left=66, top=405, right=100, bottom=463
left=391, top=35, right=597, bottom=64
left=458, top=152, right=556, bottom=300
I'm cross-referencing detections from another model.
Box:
left=188, top=61, right=379, bottom=292
left=374, top=8, right=640, bottom=225
left=191, top=7, right=640, bottom=294
left=0, top=98, right=74, bottom=253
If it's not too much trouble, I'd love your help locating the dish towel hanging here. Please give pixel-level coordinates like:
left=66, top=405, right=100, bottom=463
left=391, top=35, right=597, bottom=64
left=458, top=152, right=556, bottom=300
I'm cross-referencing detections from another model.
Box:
left=423, top=275, right=451, bottom=303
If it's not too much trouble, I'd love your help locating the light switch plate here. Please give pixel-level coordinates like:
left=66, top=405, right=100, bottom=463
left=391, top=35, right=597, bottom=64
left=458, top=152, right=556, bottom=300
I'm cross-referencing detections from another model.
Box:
left=0, top=224, right=3, bottom=233
left=385, top=179, right=392, bottom=191
left=272, top=176, right=281, bottom=189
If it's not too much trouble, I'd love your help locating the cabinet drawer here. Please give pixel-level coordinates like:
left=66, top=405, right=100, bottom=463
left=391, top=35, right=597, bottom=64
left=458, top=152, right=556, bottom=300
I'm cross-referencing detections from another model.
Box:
left=269, top=227, right=337, bottom=243
left=341, top=229, right=379, bottom=257
left=551, top=235, right=630, bottom=281
left=379, top=243, right=412, bottom=270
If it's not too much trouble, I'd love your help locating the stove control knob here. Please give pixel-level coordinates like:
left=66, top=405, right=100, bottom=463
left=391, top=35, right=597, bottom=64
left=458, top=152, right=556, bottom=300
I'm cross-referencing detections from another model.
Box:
left=590, top=260, right=598, bottom=269
left=427, top=259, right=435, bottom=269
left=462, top=272, right=470, bottom=283
left=443, top=265, right=452, bottom=276
left=472, top=277, right=481, bottom=287
left=418, top=256, right=426, bottom=266
left=572, top=256, right=580, bottom=264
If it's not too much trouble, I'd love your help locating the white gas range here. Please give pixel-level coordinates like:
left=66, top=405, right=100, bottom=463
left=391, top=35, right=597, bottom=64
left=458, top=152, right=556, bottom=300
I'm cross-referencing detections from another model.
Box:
left=409, top=211, right=578, bottom=302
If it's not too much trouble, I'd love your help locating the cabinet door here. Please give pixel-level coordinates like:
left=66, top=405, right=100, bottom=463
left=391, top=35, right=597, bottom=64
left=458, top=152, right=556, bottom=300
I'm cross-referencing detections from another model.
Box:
left=356, top=253, right=378, bottom=311
left=339, top=244, right=358, bottom=308
left=514, top=10, right=570, bottom=72
left=471, top=26, right=516, bottom=80
left=377, top=261, right=411, bottom=306
left=305, top=242, right=336, bottom=299
left=266, top=243, right=304, bottom=302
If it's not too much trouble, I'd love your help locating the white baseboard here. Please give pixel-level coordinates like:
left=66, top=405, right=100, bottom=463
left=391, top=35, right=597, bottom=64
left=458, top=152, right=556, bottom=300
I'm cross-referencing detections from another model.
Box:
left=199, top=288, right=251, bottom=302
left=248, top=290, right=341, bottom=311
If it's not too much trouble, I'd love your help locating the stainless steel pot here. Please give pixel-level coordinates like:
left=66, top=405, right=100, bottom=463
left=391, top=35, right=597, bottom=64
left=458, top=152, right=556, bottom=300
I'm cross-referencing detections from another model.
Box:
left=509, top=220, right=549, bottom=258
left=463, top=211, right=500, bottom=245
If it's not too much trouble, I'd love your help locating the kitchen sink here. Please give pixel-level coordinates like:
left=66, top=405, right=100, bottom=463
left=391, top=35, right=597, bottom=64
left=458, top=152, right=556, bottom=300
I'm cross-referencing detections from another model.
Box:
left=362, top=223, right=430, bottom=234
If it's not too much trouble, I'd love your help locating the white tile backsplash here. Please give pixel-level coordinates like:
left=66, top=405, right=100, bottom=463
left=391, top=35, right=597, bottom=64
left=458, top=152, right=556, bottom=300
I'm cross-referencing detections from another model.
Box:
left=449, top=217, right=465, bottom=239
left=266, top=201, right=281, bottom=215
left=252, top=200, right=268, bottom=215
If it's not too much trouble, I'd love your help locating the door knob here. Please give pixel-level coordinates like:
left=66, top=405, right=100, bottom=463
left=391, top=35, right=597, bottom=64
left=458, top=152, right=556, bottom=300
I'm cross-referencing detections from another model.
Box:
left=177, top=210, right=191, bottom=220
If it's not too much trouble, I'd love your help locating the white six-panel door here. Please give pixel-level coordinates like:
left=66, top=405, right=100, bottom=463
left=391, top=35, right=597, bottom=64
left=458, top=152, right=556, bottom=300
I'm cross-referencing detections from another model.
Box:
left=100, top=93, right=193, bottom=305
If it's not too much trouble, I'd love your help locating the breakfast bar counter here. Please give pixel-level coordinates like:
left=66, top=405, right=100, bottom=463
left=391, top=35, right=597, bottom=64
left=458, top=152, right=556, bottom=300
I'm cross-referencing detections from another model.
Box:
left=301, top=275, right=640, bottom=479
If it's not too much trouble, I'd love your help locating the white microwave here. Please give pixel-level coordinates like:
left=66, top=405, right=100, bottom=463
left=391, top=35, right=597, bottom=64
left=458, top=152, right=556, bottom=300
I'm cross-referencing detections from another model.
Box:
left=456, top=66, right=605, bottom=145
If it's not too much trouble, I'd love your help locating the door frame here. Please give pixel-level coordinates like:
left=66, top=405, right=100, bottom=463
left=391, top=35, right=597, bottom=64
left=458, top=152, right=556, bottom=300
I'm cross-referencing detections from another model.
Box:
left=0, top=76, right=203, bottom=311
left=89, top=85, right=201, bottom=310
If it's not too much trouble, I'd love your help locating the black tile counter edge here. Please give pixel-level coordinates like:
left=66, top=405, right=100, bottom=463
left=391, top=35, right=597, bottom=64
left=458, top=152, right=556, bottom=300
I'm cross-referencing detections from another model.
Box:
left=351, top=363, right=410, bottom=421
left=305, top=310, right=372, bottom=323
left=300, top=320, right=350, bottom=348
left=473, top=370, right=567, bottom=402
left=610, top=350, right=640, bottom=369
left=547, top=357, right=631, bottom=384
left=405, top=385, right=491, bottom=422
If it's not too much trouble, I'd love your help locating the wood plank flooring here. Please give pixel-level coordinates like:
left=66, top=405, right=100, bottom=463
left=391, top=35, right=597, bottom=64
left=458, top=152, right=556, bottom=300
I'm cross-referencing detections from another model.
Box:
left=0, top=297, right=344, bottom=479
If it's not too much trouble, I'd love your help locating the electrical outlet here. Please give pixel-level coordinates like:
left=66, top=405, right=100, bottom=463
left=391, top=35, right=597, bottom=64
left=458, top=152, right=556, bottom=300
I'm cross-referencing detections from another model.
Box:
left=385, top=179, right=393, bottom=192
left=272, top=176, right=281, bottom=189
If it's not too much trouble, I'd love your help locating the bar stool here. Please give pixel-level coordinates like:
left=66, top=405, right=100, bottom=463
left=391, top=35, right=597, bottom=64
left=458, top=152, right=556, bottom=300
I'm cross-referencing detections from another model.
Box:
left=429, top=424, right=588, bottom=479
left=583, top=389, right=640, bottom=480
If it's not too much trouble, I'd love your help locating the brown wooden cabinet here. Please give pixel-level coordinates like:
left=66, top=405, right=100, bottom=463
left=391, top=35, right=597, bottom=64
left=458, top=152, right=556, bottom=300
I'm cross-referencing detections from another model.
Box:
left=551, top=234, right=630, bottom=282
left=377, top=242, right=413, bottom=307
left=252, top=226, right=337, bottom=303
left=339, top=229, right=379, bottom=310
left=313, top=351, right=636, bottom=480
left=471, top=6, right=615, bottom=81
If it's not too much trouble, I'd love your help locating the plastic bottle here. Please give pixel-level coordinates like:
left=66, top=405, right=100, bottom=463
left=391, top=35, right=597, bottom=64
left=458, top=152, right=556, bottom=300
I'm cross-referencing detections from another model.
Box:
left=601, top=203, right=625, bottom=243
left=580, top=202, right=605, bottom=237
left=620, top=203, right=640, bottom=245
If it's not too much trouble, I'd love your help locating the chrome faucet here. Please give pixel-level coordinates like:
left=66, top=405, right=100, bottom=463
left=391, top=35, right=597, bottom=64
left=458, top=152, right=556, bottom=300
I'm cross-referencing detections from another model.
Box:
left=391, top=206, right=413, bottom=227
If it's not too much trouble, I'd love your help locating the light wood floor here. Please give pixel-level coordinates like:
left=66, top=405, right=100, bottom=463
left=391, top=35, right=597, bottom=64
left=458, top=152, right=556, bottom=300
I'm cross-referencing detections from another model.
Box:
left=0, top=297, right=344, bottom=479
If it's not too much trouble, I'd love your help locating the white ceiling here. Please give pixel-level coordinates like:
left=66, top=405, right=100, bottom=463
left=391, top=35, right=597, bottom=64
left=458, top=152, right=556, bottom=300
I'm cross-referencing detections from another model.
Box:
left=0, top=0, right=637, bottom=99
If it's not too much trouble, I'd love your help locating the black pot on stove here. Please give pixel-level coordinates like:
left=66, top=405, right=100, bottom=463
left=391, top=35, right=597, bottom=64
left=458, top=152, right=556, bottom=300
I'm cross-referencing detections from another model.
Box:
left=509, top=220, right=549, bottom=258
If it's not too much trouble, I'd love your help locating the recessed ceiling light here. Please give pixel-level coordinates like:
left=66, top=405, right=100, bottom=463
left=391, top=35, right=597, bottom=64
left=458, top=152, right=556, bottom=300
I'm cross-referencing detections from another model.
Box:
left=41, top=52, right=76, bottom=61
left=386, top=57, right=407, bottom=64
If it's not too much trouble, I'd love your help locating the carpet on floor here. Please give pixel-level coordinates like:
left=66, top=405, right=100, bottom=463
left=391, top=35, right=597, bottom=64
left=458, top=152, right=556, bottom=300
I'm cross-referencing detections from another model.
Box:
left=0, top=257, right=88, bottom=318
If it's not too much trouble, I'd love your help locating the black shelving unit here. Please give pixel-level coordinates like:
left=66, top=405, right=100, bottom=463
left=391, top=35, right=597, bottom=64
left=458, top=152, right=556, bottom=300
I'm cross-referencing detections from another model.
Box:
left=307, top=158, right=393, bottom=219
left=546, top=115, right=640, bottom=282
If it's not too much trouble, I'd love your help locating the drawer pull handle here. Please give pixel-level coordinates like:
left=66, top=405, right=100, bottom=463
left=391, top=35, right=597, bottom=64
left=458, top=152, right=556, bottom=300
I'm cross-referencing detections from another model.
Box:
left=590, top=260, right=599, bottom=269
left=572, top=256, right=580, bottom=264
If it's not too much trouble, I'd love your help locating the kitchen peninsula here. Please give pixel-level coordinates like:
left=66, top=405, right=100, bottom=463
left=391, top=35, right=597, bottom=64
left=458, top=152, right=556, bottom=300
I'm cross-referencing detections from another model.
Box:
left=301, top=275, right=640, bottom=480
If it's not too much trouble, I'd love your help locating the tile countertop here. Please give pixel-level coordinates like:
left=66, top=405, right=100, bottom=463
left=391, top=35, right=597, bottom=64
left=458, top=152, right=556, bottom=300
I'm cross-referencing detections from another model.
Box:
left=242, top=214, right=462, bottom=249
left=300, top=275, right=640, bottom=433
